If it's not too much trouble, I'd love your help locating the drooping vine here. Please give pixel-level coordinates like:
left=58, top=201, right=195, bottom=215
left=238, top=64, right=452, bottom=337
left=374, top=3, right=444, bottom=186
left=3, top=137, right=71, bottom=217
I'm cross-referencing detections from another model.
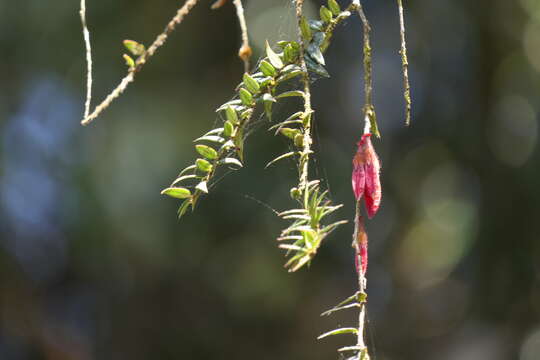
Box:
left=78, top=0, right=412, bottom=358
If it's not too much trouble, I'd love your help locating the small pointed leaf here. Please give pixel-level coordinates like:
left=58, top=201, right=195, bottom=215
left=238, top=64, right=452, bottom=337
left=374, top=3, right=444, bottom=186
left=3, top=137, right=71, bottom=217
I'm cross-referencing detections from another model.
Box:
left=262, top=93, right=277, bottom=103
left=219, top=157, right=243, bottom=168
left=196, top=158, right=212, bottom=172
left=265, top=151, right=297, bottom=168
left=309, top=19, right=325, bottom=31
left=239, top=88, right=253, bottom=106
left=243, top=73, right=260, bottom=93
left=283, top=44, right=299, bottom=63
left=161, top=187, right=191, bottom=199
left=225, top=106, right=239, bottom=124
left=279, top=128, right=301, bottom=139
left=195, top=135, right=225, bottom=143
left=300, top=16, right=312, bottom=41
left=172, top=174, right=198, bottom=185
left=223, top=121, right=234, bottom=137
left=123, top=40, right=145, bottom=56
left=123, top=54, right=135, bottom=68
left=177, top=200, right=191, bottom=218
left=317, top=328, right=358, bottom=340
left=307, top=42, right=325, bottom=65
left=259, top=60, right=277, bottom=77
left=320, top=6, right=333, bottom=23
left=195, top=144, right=218, bottom=160
left=276, top=90, right=305, bottom=99
left=328, top=0, right=341, bottom=15
left=265, top=41, right=284, bottom=69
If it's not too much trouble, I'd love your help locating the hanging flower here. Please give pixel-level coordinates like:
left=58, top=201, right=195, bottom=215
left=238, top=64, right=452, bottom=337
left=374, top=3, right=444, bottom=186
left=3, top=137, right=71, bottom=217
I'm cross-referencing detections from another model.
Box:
left=352, top=133, right=381, bottom=218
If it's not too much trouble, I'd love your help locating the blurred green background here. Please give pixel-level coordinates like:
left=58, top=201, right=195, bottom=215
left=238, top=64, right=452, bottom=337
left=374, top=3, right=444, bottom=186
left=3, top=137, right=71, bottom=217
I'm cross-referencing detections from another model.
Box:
left=1, top=0, right=540, bottom=359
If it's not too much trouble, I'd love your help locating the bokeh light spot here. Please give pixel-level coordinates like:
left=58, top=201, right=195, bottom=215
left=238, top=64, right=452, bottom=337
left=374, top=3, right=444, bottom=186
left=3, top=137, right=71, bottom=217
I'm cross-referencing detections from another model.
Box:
left=488, top=94, right=538, bottom=167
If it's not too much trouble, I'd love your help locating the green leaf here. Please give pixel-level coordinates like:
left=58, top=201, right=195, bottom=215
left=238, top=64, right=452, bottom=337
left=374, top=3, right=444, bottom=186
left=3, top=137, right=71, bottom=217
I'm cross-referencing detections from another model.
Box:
left=220, top=139, right=235, bottom=151
left=264, top=101, right=273, bottom=121
left=202, top=128, right=224, bottom=136
left=309, top=19, right=325, bottom=31
left=223, top=120, right=234, bottom=137
left=259, top=60, right=277, bottom=77
left=317, top=328, right=358, bottom=340
left=240, top=108, right=253, bottom=120
left=262, top=93, right=276, bottom=103
left=172, top=174, right=198, bottom=185
left=123, top=54, right=135, bottom=68
left=294, top=133, right=304, bottom=147
left=195, top=158, right=212, bottom=172
left=300, top=16, right=312, bottom=42
left=216, top=100, right=242, bottom=112
left=262, top=93, right=276, bottom=121
left=258, top=76, right=273, bottom=88
left=305, top=56, right=330, bottom=77
left=308, top=41, right=325, bottom=65
left=219, top=157, right=243, bottom=168
left=328, top=0, right=341, bottom=16
left=225, top=106, right=239, bottom=124
left=276, top=90, right=305, bottom=99
left=196, top=181, right=208, bottom=193
left=265, top=151, right=297, bottom=168
left=265, top=41, right=284, bottom=69
left=239, top=88, right=253, bottom=106
left=320, top=6, right=333, bottom=23
left=195, top=144, right=218, bottom=160
left=320, top=302, right=360, bottom=317
left=269, top=119, right=302, bottom=133
left=276, top=65, right=303, bottom=83
left=338, top=346, right=363, bottom=353
left=243, top=73, right=260, bottom=93
left=194, top=135, right=225, bottom=143
left=123, top=40, right=145, bottom=56
left=161, top=187, right=191, bottom=199
left=279, top=127, right=301, bottom=139
left=177, top=200, right=191, bottom=218
left=283, top=44, right=299, bottom=64
left=177, top=164, right=197, bottom=177
left=276, top=41, right=290, bottom=49
left=312, top=31, right=326, bottom=47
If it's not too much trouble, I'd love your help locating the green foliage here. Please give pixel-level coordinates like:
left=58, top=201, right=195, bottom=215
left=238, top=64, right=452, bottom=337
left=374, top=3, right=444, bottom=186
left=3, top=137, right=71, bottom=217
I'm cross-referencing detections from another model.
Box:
left=161, top=2, right=363, bottom=273
left=278, top=181, right=346, bottom=272
left=123, top=39, right=146, bottom=56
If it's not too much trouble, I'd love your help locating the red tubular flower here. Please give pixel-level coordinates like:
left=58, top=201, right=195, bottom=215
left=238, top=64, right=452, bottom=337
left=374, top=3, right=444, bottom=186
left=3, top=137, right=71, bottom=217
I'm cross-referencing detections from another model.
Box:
left=352, top=133, right=381, bottom=218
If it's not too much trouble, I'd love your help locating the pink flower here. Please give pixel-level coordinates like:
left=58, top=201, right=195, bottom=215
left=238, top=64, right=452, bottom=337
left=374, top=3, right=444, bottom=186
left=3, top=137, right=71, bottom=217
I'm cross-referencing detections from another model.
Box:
left=352, top=133, right=381, bottom=219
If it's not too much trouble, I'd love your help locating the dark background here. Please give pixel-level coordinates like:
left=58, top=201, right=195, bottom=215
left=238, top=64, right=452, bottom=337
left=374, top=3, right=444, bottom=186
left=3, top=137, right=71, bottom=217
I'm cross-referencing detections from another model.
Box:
left=1, top=0, right=539, bottom=359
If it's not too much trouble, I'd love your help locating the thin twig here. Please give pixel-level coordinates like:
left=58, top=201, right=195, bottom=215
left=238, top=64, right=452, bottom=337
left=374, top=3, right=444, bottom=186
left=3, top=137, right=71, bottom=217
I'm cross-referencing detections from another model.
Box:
left=352, top=0, right=379, bottom=138
left=81, top=0, right=200, bottom=126
left=232, top=0, right=251, bottom=72
left=79, top=0, right=92, bottom=119
left=397, top=0, right=411, bottom=126
left=294, top=0, right=313, bottom=199
left=353, top=204, right=370, bottom=360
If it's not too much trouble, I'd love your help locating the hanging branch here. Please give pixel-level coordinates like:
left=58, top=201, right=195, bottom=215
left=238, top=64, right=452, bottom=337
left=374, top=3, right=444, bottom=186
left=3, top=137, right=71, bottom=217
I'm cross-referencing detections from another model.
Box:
left=397, top=0, right=411, bottom=126
left=79, top=0, right=93, bottom=119
left=233, top=0, right=252, bottom=72
left=352, top=0, right=379, bottom=138
left=352, top=207, right=370, bottom=360
left=294, top=0, right=313, bottom=195
left=81, top=0, right=200, bottom=126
